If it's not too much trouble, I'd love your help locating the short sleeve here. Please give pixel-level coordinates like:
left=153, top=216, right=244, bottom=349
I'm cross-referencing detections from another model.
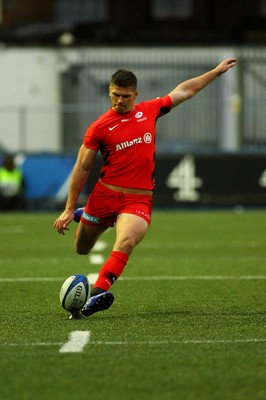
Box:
left=83, top=120, right=100, bottom=151
left=145, top=95, right=172, bottom=119
left=159, top=95, right=172, bottom=117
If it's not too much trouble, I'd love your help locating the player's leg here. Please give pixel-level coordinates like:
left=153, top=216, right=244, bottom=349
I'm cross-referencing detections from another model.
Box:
left=91, top=213, right=149, bottom=292
left=74, top=181, right=111, bottom=254
left=75, top=219, right=114, bottom=317
left=114, top=212, right=149, bottom=253
left=75, top=221, right=108, bottom=255
left=81, top=213, right=149, bottom=317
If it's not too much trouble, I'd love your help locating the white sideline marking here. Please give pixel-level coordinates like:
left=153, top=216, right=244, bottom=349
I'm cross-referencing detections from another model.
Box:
left=2, top=338, right=265, bottom=348
left=90, top=338, right=266, bottom=346
left=0, top=277, right=64, bottom=282
left=120, top=275, right=266, bottom=281
left=92, top=241, right=107, bottom=251
left=87, top=273, right=99, bottom=284
left=59, top=331, right=91, bottom=353
left=5, top=342, right=63, bottom=347
left=89, top=254, right=105, bottom=264
left=141, top=241, right=265, bottom=249
left=0, top=275, right=265, bottom=283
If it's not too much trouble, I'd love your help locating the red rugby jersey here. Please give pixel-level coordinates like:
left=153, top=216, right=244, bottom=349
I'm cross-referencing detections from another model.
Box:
left=83, top=95, right=172, bottom=190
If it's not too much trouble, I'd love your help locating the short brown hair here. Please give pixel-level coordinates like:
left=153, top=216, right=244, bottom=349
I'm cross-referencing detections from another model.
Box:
left=110, top=69, right=137, bottom=88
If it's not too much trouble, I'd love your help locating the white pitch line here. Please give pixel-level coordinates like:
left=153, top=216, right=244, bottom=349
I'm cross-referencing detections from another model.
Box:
left=0, top=275, right=265, bottom=283
left=92, top=241, right=107, bottom=251
left=90, top=339, right=266, bottom=346
left=0, top=277, right=64, bottom=282
left=87, top=273, right=99, bottom=284
left=141, top=241, right=265, bottom=249
left=3, top=342, right=63, bottom=347
left=90, top=338, right=266, bottom=345
left=89, top=254, right=105, bottom=264
left=2, top=338, right=265, bottom=348
left=119, top=275, right=266, bottom=281
left=59, top=331, right=91, bottom=353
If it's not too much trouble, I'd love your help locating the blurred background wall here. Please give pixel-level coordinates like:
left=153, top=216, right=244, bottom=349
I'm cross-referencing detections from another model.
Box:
left=0, top=0, right=265, bottom=208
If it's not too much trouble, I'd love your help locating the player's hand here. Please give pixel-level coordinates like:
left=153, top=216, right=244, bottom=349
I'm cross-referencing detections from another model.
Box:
left=53, top=210, right=74, bottom=235
left=215, top=58, right=237, bottom=75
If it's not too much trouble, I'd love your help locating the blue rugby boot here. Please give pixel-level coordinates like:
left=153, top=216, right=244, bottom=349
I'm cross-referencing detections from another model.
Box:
left=81, top=292, right=114, bottom=317
left=73, top=207, right=85, bottom=223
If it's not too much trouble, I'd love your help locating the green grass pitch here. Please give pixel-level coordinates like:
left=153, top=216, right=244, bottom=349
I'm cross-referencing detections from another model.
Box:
left=0, top=210, right=265, bottom=400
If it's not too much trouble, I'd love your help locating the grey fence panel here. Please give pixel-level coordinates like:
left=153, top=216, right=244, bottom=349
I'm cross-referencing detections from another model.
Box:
left=0, top=47, right=265, bottom=153
left=240, top=48, right=266, bottom=149
left=60, top=48, right=226, bottom=153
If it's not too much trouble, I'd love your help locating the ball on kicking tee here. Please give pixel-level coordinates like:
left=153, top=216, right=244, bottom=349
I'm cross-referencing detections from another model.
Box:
left=60, top=274, right=90, bottom=312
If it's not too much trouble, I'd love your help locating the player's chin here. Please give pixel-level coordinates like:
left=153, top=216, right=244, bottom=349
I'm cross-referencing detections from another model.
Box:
left=115, top=106, right=126, bottom=113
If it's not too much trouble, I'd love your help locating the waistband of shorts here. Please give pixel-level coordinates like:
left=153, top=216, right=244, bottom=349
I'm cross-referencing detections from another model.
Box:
left=98, top=179, right=153, bottom=196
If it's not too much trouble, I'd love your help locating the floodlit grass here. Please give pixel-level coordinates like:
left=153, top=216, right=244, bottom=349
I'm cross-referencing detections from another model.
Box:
left=0, top=210, right=265, bottom=400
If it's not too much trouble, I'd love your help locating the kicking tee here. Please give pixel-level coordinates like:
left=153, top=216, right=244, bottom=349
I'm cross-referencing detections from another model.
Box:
left=83, top=95, right=172, bottom=191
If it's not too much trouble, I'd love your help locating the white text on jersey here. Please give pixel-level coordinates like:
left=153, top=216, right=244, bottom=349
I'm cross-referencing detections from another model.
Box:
left=116, top=137, right=142, bottom=151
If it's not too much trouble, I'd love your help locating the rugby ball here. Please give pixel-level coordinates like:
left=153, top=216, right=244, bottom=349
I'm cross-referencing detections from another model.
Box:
left=60, top=274, right=90, bottom=312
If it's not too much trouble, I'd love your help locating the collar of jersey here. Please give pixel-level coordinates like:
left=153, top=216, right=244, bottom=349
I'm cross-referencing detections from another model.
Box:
left=109, top=106, right=137, bottom=118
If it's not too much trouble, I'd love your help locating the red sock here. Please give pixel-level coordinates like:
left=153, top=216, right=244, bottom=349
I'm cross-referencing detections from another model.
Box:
left=93, top=251, right=129, bottom=292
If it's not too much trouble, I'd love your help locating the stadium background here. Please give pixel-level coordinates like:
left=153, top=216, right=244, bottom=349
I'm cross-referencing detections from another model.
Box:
left=0, top=0, right=265, bottom=208
left=0, top=4, right=265, bottom=400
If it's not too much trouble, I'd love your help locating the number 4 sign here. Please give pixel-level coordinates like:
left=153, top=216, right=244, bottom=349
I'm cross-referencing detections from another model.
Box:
left=166, top=155, right=202, bottom=202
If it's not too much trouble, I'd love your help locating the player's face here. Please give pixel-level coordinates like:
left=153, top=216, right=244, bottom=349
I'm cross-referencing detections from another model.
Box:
left=109, top=84, right=138, bottom=114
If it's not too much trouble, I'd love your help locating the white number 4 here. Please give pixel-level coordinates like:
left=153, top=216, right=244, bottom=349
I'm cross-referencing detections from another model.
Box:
left=166, top=155, right=202, bottom=201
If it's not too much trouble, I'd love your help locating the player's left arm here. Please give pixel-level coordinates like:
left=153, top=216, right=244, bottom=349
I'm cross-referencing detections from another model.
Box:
left=53, top=145, right=96, bottom=235
left=168, top=58, right=237, bottom=109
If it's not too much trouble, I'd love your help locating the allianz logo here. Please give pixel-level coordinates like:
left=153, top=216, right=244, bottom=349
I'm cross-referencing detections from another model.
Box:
left=115, top=132, right=152, bottom=151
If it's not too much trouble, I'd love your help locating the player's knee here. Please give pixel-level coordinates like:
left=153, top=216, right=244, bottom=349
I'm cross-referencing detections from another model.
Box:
left=75, top=246, right=89, bottom=255
left=75, top=241, right=92, bottom=255
left=115, top=237, right=137, bottom=254
left=76, top=248, right=89, bottom=255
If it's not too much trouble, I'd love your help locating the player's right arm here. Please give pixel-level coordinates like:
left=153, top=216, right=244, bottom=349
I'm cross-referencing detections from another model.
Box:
left=53, top=145, right=96, bottom=235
